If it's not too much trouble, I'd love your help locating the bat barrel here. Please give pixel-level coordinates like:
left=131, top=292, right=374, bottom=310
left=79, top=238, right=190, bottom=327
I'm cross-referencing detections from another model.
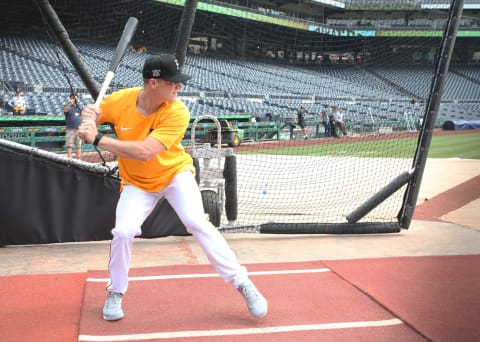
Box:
left=95, top=17, right=139, bottom=108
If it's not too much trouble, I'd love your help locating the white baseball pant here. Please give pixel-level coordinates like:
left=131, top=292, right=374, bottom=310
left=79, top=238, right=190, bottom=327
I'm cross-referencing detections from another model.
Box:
left=107, top=171, right=248, bottom=294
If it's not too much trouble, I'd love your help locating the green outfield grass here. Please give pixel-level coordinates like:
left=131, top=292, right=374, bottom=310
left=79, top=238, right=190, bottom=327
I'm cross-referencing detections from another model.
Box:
left=247, top=131, right=480, bottom=159
left=428, top=132, right=480, bottom=159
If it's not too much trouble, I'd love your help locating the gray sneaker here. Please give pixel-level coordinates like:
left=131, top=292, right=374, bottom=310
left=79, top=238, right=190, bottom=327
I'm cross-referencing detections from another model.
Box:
left=103, top=292, right=124, bottom=321
left=237, top=280, right=268, bottom=318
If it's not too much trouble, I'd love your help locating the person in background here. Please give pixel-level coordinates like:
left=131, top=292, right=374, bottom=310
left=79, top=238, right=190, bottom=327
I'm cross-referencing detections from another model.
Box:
left=335, top=107, right=348, bottom=137
left=8, top=91, right=27, bottom=115
left=296, top=106, right=308, bottom=140
left=320, top=104, right=331, bottom=137
left=64, top=93, right=84, bottom=158
left=329, top=106, right=338, bottom=138
left=78, top=54, right=268, bottom=322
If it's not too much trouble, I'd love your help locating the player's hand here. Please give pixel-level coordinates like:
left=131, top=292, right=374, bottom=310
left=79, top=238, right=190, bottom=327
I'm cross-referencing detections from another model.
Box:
left=78, top=118, right=98, bottom=144
left=81, top=105, right=101, bottom=124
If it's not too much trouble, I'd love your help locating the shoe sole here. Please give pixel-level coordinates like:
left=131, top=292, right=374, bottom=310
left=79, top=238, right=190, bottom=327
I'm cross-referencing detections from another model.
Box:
left=103, top=314, right=124, bottom=321
left=249, top=298, right=268, bottom=318
left=251, top=309, right=267, bottom=318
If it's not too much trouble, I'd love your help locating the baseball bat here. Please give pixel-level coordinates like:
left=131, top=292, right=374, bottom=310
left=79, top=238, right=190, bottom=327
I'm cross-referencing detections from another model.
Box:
left=94, top=17, right=139, bottom=109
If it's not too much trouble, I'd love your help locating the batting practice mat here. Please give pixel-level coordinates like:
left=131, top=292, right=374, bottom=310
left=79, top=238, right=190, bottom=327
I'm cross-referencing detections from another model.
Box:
left=75, top=257, right=480, bottom=342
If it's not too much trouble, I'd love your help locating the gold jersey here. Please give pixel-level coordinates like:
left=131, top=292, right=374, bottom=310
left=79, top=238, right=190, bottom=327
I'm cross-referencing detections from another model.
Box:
left=99, top=87, right=194, bottom=192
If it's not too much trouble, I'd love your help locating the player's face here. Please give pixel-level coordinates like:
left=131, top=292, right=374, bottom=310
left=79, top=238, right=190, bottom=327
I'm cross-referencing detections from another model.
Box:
left=155, top=79, right=182, bottom=102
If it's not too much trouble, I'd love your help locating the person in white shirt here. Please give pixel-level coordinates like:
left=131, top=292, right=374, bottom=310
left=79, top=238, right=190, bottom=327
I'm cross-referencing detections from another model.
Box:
left=335, top=107, right=347, bottom=137
left=8, top=91, right=27, bottom=115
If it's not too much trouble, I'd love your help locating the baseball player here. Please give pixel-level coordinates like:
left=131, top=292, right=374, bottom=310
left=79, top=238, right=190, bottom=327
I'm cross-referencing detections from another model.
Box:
left=79, top=54, right=268, bottom=321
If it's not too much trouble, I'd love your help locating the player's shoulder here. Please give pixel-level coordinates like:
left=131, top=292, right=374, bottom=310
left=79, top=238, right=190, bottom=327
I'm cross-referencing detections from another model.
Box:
left=102, top=87, right=138, bottom=103
left=111, top=87, right=141, bottom=98
left=162, top=98, right=189, bottom=114
left=161, top=99, right=190, bottom=123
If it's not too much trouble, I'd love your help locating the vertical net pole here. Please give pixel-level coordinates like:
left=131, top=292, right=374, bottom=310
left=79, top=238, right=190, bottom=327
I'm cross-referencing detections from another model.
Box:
left=398, top=0, right=464, bottom=229
left=173, top=0, right=198, bottom=67
left=34, top=0, right=99, bottom=99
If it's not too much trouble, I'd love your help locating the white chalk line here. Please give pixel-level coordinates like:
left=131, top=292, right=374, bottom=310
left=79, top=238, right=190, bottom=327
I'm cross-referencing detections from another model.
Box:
left=78, top=318, right=403, bottom=341
left=86, top=267, right=331, bottom=283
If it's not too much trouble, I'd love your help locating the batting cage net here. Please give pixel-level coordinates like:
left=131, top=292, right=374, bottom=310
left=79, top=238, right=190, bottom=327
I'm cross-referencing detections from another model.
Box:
left=0, top=0, right=473, bottom=243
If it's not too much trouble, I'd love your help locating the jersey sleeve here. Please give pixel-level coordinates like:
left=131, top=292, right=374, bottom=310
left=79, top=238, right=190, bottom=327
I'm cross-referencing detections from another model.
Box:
left=98, top=88, right=139, bottom=125
left=98, top=92, right=118, bottom=125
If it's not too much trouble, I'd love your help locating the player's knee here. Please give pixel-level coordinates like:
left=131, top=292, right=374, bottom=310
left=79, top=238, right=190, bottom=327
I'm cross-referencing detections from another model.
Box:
left=112, top=226, right=140, bottom=240
left=183, top=215, right=212, bottom=235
